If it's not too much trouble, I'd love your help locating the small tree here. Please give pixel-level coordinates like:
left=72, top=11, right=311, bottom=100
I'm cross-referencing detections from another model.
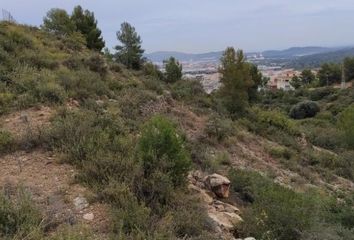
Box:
left=115, top=22, right=144, bottom=70
left=248, top=64, right=263, bottom=102
left=300, top=69, right=316, bottom=85
left=290, top=75, right=302, bottom=89
left=42, top=8, right=75, bottom=35
left=338, top=105, right=354, bottom=148
left=219, top=47, right=253, bottom=115
left=71, top=6, right=105, bottom=51
left=344, top=57, right=354, bottom=81
left=317, top=63, right=341, bottom=86
left=163, top=57, right=182, bottom=83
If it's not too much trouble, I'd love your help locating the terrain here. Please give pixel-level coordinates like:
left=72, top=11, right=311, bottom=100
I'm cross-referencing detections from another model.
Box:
left=1, top=21, right=354, bottom=240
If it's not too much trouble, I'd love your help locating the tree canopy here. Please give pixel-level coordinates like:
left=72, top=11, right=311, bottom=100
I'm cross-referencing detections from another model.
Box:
left=71, top=6, right=105, bottom=51
left=163, top=57, right=183, bottom=83
left=42, top=9, right=75, bottom=35
left=219, top=47, right=254, bottom=115
left=115, top=22, right=145, bottom=70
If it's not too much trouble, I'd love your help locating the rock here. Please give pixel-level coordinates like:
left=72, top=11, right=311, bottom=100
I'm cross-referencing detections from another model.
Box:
left=204, top=174, right=231, bottom=198
left=188, top=184, right=214, bottom=204
left=83, top=213, right=94, bottom=221
left=73, top=196, right=88, bottom=211
left=244, top=238, right=256, bottom=240
left=208, top=208, right=242, bottom=230
left=20, top=112, right=29, bottom=123
left=214, top=200, right=240, bottom=214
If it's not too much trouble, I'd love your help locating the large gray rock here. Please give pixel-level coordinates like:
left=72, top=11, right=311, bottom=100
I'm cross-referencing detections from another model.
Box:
left=204, top=174, right=231, bottom=198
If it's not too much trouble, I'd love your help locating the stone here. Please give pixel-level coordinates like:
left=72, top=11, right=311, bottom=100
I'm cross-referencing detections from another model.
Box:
left=188, top=184, right=213, bottom=204
left=214, top=200, right=240, bottom=214
left=73, top=196, right=88, bottom=211
left=207, top=208, right=242, bottom=230
left=83, top=213, right=94, bottom=221
left=204, top=174, right=231, bottom=198
left=244, top=238, right=256, bottom=240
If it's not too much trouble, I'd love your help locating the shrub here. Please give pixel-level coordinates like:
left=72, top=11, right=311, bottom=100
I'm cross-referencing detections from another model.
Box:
left=85, top=54, right=108, bottom=76
left=337, top=105, right=354, bottom=149
left=229, top=169, right=322, bottom=240
left=137, top=116, right=191, bottom=208
left=309, top=87, right=336, bottom=101
left=35, top=81, right=66, bottom=104
left=0, top=189, right=42, bottom=239
left=205, top=115, right=233, bottom=142
left=0, top=130, right=14, bottom=153
left=289, top=101, right=320, bottom=119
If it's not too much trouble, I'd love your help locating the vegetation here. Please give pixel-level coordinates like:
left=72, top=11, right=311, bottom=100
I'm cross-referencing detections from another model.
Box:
left=163, top=57, right=183, bottom=83
left=114, top=22, right=145, bottom=70
left=289, top=101, right=320, bottom=119
left=1, top=11, right=354, bottom=240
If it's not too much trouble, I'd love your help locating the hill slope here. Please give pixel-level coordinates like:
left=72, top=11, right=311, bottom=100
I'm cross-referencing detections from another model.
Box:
left=1, top=22, right=354, bottom=240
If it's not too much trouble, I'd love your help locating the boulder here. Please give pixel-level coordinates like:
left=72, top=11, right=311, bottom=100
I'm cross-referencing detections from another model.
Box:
left=73, top=196, right=89, bottom=211
left=208, top=207, right=242, bottom=230
left=204, top=174, right=231, bottom=198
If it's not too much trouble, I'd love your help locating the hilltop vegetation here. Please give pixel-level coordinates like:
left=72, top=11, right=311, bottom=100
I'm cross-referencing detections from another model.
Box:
left=0, top=7, right=354, bottom=240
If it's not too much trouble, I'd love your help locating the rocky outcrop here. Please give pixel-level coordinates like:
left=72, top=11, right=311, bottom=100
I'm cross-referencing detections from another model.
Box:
left=204, top=173, right=231, bottom=198
left=188, top=171, right=243, bottom=239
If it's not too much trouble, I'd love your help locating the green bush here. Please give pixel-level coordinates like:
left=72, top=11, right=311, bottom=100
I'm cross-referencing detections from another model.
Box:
left=0, top=189, right=42, bottom=239
left=289, top=101, right=320, bottom=119
left=229, top=169, right=322, bottom=240
left=205, top=115, right=233, bottom=142
left=338, top=105, right=354, bottom=149
left=0, top=130, right=14, bottom=153
left=137, top=116, right=191, bottom=208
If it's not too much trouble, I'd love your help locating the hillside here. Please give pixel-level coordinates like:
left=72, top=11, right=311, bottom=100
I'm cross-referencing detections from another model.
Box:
left=286, top=47, right=354, bottom=69
left=1, top=22, right=354, bottom=240
left=145, top=46, right=344, bottom=63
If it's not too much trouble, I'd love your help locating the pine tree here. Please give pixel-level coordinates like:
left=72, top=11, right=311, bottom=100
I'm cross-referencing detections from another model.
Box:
left=219, top=47, right=253, bottom=115
left=115, top=22, right=145, bottom=70
left=42, top=8, right=75, bottom=35
left=163, top=57, right=182, bottom=83
left=71, top=6, right=105, bottom=51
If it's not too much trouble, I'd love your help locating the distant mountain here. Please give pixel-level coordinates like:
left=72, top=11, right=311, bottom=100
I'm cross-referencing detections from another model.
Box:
left=145, top=46, right=347, bottom=63
left=262, top=46, right=343, bottom=59
left=145, top=51, right=222, bottom=63
left=286, top=47, right=354, bottom=69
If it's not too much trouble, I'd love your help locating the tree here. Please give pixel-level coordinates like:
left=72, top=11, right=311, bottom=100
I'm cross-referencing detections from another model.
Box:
left=71, top=6, right=105, bottom=51
left=317, top=63, right=341, bottom=86
left=115, top=22, right=144, bottom=70
left=290, top=75, right=302, bottom=89
left=248, top=64, right=263, bottom=102
left=137, top=116, right=191, bottom=207
left=163, top=57, right=182, bottom=83
left=338, top=105, right=354, bottom=148
left=300, top=69, right=316, bottom=85
left=344, top=57, right=354, bottom=81
left=219, top=47, right=253, bottom=115
left=42, top=8, right=75, bottom=35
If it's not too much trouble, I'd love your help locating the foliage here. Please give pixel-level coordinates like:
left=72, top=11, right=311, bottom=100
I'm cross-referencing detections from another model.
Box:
left=289, top=101, right=320, bottom=119
left=344, top=57, right=354, bottom=81
left=137, top=116, right=191, bottom=208
left=317, top=63, right=341, bottom=86
left=115, top=22, right=145, bottom=69
left=0, top=129, right=14, bottom=153
left=143, top=62, right=163, bottom=80
left=42, top=8, right=75, bottom=35
left=290, top=75, right=302, bottom=89
left=163, top=57, right=183, bottom=83
left=338, top=105, right=354, bottom=148
left=300, top=69, right=316, bottom=85
left=218, top=47, right=253, bottom=116
left=0, top=189, right=42, bottom=239
left=229, top=169, right=322, bottom=240
left=71, top=5, right=105, bottom=51
left=205, top=115, right=233, bottom=142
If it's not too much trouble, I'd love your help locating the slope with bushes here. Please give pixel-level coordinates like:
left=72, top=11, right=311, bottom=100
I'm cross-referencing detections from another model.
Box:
left=1, top=21, right=354, bottom=240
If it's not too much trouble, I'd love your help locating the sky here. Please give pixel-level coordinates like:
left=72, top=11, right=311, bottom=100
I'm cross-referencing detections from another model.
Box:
left=1, top=0, right=354, bottom=53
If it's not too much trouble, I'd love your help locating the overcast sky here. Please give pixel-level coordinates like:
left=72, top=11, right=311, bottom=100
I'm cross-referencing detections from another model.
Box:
left=1, top=0, right=354, bottom=53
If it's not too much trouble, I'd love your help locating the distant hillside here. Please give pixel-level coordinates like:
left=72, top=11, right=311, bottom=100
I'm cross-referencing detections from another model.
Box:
left=262, top=46, right=341, bottom=59
left=145, top=51, right=222, bottom=63
left=146, top=46, right=346, bottom=63
left=286, top=47, right=354, bottom=69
